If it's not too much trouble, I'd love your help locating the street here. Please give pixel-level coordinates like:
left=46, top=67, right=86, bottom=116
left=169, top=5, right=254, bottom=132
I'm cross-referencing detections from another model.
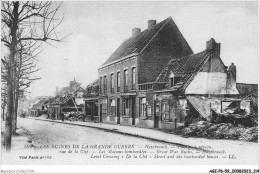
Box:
left=1, top=118, right=258, bottom=165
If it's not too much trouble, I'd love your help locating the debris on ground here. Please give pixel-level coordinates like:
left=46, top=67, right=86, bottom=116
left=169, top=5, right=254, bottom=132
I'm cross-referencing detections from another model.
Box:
left=172, top=121, right=258, bottom=142
left=67, top=112, right=84, bottom=121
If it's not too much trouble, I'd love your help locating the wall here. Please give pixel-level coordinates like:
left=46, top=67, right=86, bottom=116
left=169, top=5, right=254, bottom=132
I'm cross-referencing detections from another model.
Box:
left=135, top=118, right=154, bottom=128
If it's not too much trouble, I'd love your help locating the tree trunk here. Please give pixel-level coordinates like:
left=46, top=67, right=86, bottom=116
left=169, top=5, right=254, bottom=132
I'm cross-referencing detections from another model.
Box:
left=4, top=1, right=19, bottom=151
left=12, top=87, right=19, bottom=135
left=2, top=107, right=5, bottom=121
left=5, top=83, right=14, bottom=151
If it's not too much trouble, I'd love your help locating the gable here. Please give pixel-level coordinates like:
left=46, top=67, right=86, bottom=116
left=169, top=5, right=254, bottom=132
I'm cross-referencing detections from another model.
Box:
left=200, top=55, right=226, bottom=72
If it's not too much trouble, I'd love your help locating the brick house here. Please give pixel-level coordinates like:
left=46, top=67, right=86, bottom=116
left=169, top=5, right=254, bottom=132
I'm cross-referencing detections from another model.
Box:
left=85, top=17, right=193, bottom=126
left=84, top=17, right=247, bottom=130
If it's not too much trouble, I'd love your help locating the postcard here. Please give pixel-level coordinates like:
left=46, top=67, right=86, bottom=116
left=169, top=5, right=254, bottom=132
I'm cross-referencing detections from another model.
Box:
left=1, top=1, right=259, bottom=173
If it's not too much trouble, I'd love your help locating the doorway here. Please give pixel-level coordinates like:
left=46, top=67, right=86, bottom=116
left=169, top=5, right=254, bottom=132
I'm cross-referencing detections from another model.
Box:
left=132, top=97, right=135, bottom=125
left=99, top=104, right=102, bottom=122
left=117, top=98, right=120, bottom=124
left=154, top=100, right=160, bottom=128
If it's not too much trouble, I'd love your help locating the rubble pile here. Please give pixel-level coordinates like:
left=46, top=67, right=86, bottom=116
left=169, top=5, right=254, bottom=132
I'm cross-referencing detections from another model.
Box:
left=239, top=127, right=258, bottom=142
left=173, top=121, right=258, bottom=142
left=66, top=112, right=84, bottom=121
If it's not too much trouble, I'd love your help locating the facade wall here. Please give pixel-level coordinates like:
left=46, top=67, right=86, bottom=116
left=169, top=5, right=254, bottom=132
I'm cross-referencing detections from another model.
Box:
left=98, top=57, right=138, bottom=125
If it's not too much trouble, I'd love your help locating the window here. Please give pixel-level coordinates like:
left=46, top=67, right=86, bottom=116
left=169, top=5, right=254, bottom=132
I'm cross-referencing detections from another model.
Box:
left=132, top=67, right=136, bottom=89
left=99, top=77, right=102, bottom=94
left=161, top=103, right=170, bottom=121
left=170, top=78, right=174, bottom=87
left=169, top=75, right=181, bottom=87
left=124, top=69, right=128, bottom=92
left=110, top=73, right=114, bottom=93
left=174, top=76, right=181, bottom=86
left=110, top=99, right=116, bottom=116
left=124, top=69, right=128, bottom=86
left=140, top=97, right=147, bottom=117
left=123, top=98, right=129, bottom=116
left=104, top=76, right=107, bottom=94
left=117, top=72, right=120, bottom=92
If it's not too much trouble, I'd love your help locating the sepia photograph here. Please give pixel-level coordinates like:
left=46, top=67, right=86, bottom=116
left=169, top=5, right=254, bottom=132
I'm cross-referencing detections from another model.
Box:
left=1, top=1, right=259, bottom=173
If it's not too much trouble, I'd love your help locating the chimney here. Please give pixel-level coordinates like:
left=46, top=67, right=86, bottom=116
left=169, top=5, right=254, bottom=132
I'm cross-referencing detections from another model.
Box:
left=228, top=62, right=236, bottom=81
left=132, top=28, right=141, bottom=37
left=206, top=38, right=221, bottom=56
left=148, top=20, right=156, bottom=29
left=227, top=62, right=237, bottom=94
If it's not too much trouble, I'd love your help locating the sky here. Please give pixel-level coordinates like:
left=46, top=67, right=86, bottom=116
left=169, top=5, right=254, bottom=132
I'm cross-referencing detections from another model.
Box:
left=20, top=1, right=258, bottom=99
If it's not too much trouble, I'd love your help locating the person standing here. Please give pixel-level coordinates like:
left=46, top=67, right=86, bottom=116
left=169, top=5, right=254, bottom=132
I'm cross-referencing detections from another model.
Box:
left=51, top=112, right=55, bottom=120
left=61, top=112, right=65, bottom=122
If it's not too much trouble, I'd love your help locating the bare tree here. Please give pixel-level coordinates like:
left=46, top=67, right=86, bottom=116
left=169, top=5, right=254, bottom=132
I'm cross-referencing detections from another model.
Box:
left=12, top=39, right=41, bottom=134
left=1, top=1, right=65, bottom=151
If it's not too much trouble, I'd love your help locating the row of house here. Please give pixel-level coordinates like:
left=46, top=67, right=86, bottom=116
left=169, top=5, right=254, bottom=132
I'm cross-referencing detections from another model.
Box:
left=28, top=17, right=257, bottom=130
left=83, top=17, right=258, bottom=130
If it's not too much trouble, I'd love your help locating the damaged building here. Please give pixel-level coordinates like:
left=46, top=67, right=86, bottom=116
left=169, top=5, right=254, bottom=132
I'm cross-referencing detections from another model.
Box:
left=84, top=17, right=258, bottom=130
left=49, top=79, right=85, bottom=119
left=30, top=97, right=50, bottom=117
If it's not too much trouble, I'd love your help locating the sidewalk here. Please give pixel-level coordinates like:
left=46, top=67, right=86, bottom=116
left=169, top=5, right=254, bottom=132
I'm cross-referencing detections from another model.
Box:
left=28, top=117, right=258, bottom=156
